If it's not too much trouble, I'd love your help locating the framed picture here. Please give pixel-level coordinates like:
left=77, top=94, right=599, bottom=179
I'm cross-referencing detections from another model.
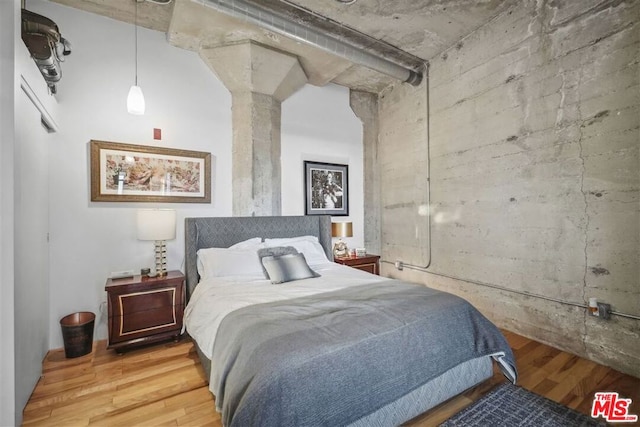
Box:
left=304, top=161, right=349, bottom=216
left=90, top=140, right=211, bottom=203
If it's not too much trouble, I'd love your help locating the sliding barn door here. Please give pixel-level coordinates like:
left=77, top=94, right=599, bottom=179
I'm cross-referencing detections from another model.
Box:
left=14, top=86, right=51, bottom=421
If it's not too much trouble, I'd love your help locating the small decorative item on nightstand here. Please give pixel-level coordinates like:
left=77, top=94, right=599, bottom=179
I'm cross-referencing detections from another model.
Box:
left=331, top=221, right=353, bottom=258
left=105, top=270, right=185, bottom=352
left=334, top=254, right=380, bottom=275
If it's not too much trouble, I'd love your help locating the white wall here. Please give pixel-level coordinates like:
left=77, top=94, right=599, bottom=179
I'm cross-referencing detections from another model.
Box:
left=6, top=2, right=62, bottom=423
left=14, top=22, right=59, bottom=425
left=282, top=84, right=364, bottom=251
left=29, top=0, right=363, bottom=349
left=30, top=0, right=232, bottom=349
left=0, top=1, right=17, bottom=424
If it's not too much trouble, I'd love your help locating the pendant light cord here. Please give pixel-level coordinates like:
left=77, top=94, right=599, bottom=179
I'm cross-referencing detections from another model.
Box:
left=134, top=0, right=138, bottom=86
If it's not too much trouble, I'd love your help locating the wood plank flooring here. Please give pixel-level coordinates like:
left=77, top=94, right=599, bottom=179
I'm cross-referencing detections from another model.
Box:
left=22, top=330, right=640, bottom=426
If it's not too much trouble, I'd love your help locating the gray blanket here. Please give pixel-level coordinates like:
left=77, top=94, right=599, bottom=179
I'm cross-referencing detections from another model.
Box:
left=211, top=280, right=517, bottom=427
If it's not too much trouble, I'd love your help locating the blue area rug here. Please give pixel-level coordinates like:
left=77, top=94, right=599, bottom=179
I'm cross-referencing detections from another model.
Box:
left=440, top=383, right=608, bottom=426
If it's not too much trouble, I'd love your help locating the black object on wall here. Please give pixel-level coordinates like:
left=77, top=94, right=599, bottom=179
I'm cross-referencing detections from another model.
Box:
left=21, top=9, right=71, bottom=94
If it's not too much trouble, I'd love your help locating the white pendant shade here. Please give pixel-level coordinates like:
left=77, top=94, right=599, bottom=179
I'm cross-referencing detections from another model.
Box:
left=127, top=85, right=145, bottom=115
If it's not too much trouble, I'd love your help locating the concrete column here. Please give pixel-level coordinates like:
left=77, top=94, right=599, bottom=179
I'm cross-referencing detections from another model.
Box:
left=350, top=90, right=380, bottom=254
left=201, top=41, right=307, bottom=216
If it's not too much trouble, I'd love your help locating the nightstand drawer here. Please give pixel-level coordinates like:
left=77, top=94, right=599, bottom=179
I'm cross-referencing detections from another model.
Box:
left=105, top=271, right=185, bottom=352
left=118, top=287, right=177, bottom=316
left=118, top=287, right=178, bottom=334
left=334, top=254, right=380, bottom=275
left=351, top=262, right=377, bottom=275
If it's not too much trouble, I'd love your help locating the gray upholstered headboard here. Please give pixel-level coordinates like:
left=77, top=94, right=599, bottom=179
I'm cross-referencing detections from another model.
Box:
left=184, top=215, right=333, bottom=298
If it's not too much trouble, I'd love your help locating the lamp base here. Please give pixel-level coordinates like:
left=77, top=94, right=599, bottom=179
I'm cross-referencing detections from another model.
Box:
left=154, top=240, right=168, bottom=277
left=333, top=239, right=349, bottom=258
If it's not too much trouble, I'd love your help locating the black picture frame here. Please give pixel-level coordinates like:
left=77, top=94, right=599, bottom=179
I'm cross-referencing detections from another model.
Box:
left=304, top=161, right=349, bottom=216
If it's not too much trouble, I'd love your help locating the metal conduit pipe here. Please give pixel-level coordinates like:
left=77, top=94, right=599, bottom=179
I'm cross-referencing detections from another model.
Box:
left=196, top=0, right=423, bottom=85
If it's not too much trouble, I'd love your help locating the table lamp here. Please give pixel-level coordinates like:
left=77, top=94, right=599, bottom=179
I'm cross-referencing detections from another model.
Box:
left=331, top=221, right=353, bottom=258
left=137, top=209, right=176, bottom=277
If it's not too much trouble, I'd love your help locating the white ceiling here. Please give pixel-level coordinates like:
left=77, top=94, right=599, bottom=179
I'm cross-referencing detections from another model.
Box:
left=50, top=0, right=515, bottom=93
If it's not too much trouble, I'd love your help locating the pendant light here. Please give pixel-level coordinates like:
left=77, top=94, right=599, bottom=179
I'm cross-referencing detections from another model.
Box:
left=127, top=0, right=145, bottom=115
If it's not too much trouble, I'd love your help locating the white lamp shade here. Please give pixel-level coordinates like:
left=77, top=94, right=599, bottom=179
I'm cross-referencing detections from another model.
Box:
left=137, top=209, right=176, bottom=241
left=127, top=85, right=145, bottom=115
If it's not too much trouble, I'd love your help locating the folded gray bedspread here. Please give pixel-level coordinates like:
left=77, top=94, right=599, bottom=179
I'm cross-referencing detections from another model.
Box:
left=211, top=280, right=517, bottom=427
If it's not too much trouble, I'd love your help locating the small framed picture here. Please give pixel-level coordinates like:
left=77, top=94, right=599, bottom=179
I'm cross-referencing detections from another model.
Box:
left=304, top=161, right=349, bottom=216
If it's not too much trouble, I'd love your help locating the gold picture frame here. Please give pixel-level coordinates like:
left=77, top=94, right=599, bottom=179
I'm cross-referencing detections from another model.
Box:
left=90, top=140, right=211, bottom=203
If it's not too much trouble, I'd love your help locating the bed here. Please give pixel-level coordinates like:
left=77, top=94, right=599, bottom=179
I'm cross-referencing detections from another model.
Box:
left=184, top=215, right=517, bottom=427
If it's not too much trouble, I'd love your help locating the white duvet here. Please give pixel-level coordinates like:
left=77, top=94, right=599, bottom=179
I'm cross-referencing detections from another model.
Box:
left=184, top=261, right=388, bottom=360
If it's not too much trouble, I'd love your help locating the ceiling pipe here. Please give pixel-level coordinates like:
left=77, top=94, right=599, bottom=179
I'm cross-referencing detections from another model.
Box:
left=195, top=0, right=423, bottom=86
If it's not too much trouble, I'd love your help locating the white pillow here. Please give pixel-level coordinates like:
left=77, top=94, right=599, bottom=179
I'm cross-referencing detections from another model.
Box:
left=264, top=235, right=319, bottom=245
left=228, top=237, right=263, bottom=250
left=264, top=236, right=329, bottom=265
left=196, top=247, right=264, bottom=280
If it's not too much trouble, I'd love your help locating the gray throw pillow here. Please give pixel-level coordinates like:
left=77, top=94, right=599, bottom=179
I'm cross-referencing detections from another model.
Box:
left=257, top=246, right=299, bottom=278
left=261, top=253, right=321, bottom=284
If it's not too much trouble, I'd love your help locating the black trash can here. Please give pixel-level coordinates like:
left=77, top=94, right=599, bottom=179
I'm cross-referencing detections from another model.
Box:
left=60, top=312, right=95, bottom=358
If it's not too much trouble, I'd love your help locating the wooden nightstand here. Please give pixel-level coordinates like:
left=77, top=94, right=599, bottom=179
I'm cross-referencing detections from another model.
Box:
left=334, top=254, right=381, bottom=275
left=105, top=270, right=185, bottom=352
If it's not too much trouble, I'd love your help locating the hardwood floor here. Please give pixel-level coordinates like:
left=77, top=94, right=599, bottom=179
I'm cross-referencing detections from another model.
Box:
left=22, top=331, right=640, bottom=426
left=22, top=339, right=218, bottom=426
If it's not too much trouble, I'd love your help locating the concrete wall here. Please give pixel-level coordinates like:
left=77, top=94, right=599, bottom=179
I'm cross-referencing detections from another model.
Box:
left=379, top=0, right=639, bottom=377
left=351, top=91, right=381, bottom=254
